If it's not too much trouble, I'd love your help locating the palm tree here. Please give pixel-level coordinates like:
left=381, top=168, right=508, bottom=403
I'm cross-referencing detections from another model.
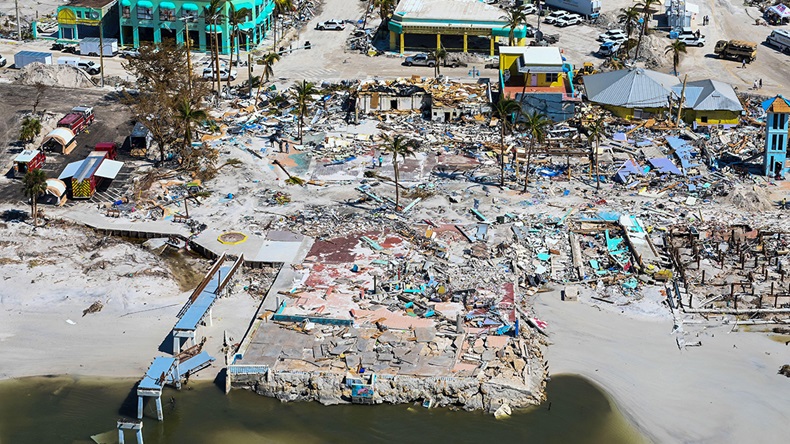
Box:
left=256, top=51, right=281, bottom=101
left=204, top=0, right=225, bottom=98
left=665, top=39, right=687, bottom=75
left=373, top=0, right=396, bottom=23
left=618, top=7, right=640, bottom=38
left=291, top=80, right=316, bottom=144
left=520, top=111, right=550, bottom=192
left=22, top=168, right=47, bottom=226
left=501, top=6, right=527, bottom=46
left=381, top=133, right=417, bottom=209
left=176, top=97, right=207, bottom=150
left=634, top=0, right=661, bottom=61
left=19, top=116, right=42, bottom=143
left=586, top=119, right=605, bottom=190
left=272, top=0, right=294, bottom=51
left=430, top=47, right=447, bottom=78
left=227, top=4, right=249, bottom=91
left=491, top=96, right=522, bottom=188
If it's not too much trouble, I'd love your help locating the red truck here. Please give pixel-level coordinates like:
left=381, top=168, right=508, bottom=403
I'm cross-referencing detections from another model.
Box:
left=94, top=142, right=118, bottom=160
left=59, top=149, right=124, bottom=199
left=13, top=149, right=46, bottom=177
left=57, top=106, right=95, bottom=134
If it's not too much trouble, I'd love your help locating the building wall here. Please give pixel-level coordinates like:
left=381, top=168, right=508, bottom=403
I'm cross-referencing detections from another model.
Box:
left=57, top=3, right=120, bottom=41
left=517, top=93, right=576, bottom=122
left=764, top=110, right=789, bottom=176
left=604, top=105, right=668, bottom=120
left=688, top=110, right=740, bottom=126
left=118, top=0, right=274, bottom=54
left=357, top=93, right=429, bottom=113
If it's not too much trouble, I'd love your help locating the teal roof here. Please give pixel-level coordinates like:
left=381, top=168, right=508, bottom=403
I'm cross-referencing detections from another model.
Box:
left=159, top=1, right=175, bottom=9
left=182, top=3, right=198, bottom=11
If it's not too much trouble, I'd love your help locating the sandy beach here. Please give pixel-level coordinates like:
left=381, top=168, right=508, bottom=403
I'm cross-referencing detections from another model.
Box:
left=536, top=290, right=790, bottom=443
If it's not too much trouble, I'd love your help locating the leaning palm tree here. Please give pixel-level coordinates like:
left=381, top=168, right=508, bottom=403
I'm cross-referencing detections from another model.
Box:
left=491, top=96, right=522, bottom=188
left=291, top=80, right=316, bottom=144
left=430, top=47, right=447, bottom=78
left=256, top=51, right=281, bottom=101
left=381, top=133, right=417, bottom=209
left=617, top=7, right=640, bottom=38
left=176, top=97, right=208, bottom=150
left=22, top=168, right=47, bottom=227
left=501, top=6, right=527, bottom=46
left=521, top=111, right=550, bottom=192
left=634, top=0, right=661, bottom=61
left=272, top=0, right=294, bottom=50
left=204, top=0, right=225, bottom=98
left=227, top=4, right=249, bottom=91
left=586, top=119, right=605, bottom=190
left=373, top=0, right=396, bottom=23
left=19, top=116, right=42, bottom=143
left=664, top=39, right=687, bottom=75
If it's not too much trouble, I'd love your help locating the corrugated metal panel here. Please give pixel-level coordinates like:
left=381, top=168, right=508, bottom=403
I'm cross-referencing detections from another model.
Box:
left=585, top=69, right=679, bottom=109
left=678, top=79, right=742, bottom=111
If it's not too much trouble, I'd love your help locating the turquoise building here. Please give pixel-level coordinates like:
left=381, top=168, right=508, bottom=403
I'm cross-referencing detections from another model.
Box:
left=763, top=95, right=790, bottom=177
left=118, top=0, right=275, bottom=53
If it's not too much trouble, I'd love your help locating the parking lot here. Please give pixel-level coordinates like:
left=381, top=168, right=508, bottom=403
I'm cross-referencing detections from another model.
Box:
left=0, top=84, right=136, bottom=205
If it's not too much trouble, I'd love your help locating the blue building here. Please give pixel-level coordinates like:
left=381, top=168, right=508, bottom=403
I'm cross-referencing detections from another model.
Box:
left=762, top=95, right=790, bottom=177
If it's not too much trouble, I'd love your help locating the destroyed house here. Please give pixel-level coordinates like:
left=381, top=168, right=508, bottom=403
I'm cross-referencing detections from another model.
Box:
left=356, top=81, right=430, bottom=114
left=498, top=46, right=580, bottom=122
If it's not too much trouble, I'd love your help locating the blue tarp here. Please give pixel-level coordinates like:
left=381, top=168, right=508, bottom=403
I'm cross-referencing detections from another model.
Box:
left=665, top=137, right=700, bottom=170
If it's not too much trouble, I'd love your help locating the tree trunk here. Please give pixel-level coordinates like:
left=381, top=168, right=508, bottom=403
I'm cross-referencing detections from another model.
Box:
left=227, top=30, right=234, bottom=91
left=298, top=104, right=304, bottom=144
left=273, top=12, right=278, bottom=50
left=30, top=198, right=37, bottom=227
left=499, top=123, right=506, bottom=188
left=393, top=160, right=400, bottom=209
left=523, top=138, right=534, bottom=192
left=214, top=30, right=222, bottom=101
left=595, top=138, right=601, bottom=190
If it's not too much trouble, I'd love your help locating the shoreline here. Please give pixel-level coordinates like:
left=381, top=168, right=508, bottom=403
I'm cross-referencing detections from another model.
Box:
left=536, top=290, right=790, bottom=444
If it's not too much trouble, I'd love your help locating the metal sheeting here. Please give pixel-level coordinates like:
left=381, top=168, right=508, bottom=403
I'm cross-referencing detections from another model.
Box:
left=584, top=69, right=680, bottom=109
left=673, top=79, right=742, bottom=112
left=95, top=159, right=124, bottom=179
left=58, top=160, right=83, bottom=180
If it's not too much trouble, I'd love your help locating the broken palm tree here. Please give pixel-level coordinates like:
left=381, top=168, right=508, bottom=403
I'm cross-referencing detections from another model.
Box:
left=272, top=159, right=305, bottom=186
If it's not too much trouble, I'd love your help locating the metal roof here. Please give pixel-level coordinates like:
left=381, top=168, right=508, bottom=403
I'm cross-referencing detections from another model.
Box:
left=584, top=68, right=680, bottom=108
left=14, top=150, right=40, bottom=163
left=394, top=0, right=505, bottom=22
left=59, top=160, right=84, bottom=180
left=95, top=159, right=124, bottom=179
left=74, top=152, right=106, bottom=182
left=674, top=79, right=742, bottom=112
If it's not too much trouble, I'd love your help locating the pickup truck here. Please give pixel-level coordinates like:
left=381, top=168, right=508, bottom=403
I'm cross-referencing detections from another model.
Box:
left=403, top=53, right=467, bottom=68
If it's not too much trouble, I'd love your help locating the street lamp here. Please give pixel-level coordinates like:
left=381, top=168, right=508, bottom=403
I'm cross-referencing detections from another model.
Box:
left=179, top=15, right=196, bottom=91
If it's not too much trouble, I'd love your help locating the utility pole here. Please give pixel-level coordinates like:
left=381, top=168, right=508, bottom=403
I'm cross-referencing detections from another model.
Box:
left=15, top=0, right=21, bottom=41
left=247, top=52, right=253, bottom=99
left=181, top=16, right=194, bottom=91
left=97, top=8, right=105, bottom=88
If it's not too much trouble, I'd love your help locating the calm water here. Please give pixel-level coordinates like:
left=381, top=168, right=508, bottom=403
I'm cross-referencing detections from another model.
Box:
left=0, top=375, right=647, bottom=444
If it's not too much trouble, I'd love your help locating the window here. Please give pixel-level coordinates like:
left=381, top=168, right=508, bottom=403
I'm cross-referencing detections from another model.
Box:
left=772, top=134, right=779, bottom=150
left=75, top=11, right=83, bottom=18
left=160, top=9, right=175, bottom=21
left=700, top=116, right=708, bottom=123
left=122, top=6, right=130, bottom=18
left=545, top=73, right=559, bottom=83
left=138, top=7, right=153, bottom=20
left=182, top=10, right=198, bottom=21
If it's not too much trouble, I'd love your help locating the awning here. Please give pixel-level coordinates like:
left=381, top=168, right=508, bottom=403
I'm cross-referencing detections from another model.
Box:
left=121, top=0, right=131, bottom=6
left=43, top=128, right=76, bottom=147
left=206, top=24, right=223, bottom=33
left=58, top=160, right=83, bottom=180
left=182, top=3, right=199, bottom=11
left=159, top=1, right=175, bottom=9
left=96, top=160, right=124, bottom=179
left=137, top=1, right=153, bottom=8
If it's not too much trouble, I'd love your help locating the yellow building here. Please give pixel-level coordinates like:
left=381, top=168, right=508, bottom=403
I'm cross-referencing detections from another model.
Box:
left=674, top=79, right=743, bottom=126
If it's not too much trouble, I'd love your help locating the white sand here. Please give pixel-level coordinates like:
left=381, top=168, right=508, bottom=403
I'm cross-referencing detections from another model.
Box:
left=535, top=290, right=790, bottom=443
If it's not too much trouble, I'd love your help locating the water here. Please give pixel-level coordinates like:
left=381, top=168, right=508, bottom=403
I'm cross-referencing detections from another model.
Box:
left=0, top=375, right=647, bottom=444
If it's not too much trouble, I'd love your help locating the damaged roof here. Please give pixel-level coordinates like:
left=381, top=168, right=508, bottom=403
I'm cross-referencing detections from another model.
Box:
left=675, top=79, right=743, bottom=112
left=584, top=68, right=680, bottom=109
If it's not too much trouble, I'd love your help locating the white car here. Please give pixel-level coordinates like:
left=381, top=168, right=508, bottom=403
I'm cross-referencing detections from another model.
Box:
left=315, top=20, right=345, bottom=31
left=677, top=34, right=705, bottom=47
left=598, top=29, right=627, bottom=42
left=0, top=54, right=6, bottom=67
left=544, top=11, right=569, bottom=25
left=555, top=14, right=583, bottom=27
left=202, top=66, right=237, bottom=81
left=522, top=4, right=538, bottom=15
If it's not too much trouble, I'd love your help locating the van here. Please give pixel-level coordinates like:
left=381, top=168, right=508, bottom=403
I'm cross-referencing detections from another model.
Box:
left=766, top=29, right=790, bottom=53
left=58, top=56, right=80, bottom=67
left=58, top=57, right=101, bottom=74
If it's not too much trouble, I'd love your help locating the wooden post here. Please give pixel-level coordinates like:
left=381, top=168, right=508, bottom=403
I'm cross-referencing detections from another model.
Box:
left=701, top=269, right=706, bottom=285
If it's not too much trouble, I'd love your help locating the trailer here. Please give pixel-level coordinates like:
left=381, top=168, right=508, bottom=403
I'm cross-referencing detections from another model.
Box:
left=57, top=106, right=95, bottom=134
left=542, top=0, right=602, bottom=18
left=130, top=122, right=153, bottom=157
left=14, top=51, right=53, bottom=69
left=13, top=150, right=46, bottom=177
left=58, top=151, right=124, bottom=199
left=80, top=37, right=118, bottom=57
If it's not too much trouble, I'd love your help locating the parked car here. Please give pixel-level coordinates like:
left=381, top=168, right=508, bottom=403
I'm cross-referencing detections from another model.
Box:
left=544, top=10, right=569, bottom=24
left=0, top=54, right=6, bottom=67
left=315, top=20, right=345, bottom=31
left=597, top=41, right=621, bottom=57
left=677, top=34, right=705, bottom=47
left=202, top=66, right=237, bottom=81
left=119, top=49, right=140, bottom=58
left=403, top=53, right=466, bottom=68
left=555, top=14, right=583, bottom=27
left=598, top=29, right=627, bottom=42
left=78, top=60, right=101, bottom=75
left=522, top=4, right=538, bottom=14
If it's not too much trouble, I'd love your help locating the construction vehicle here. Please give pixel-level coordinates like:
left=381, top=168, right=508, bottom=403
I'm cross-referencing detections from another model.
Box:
left=572, top=62, right=597, bottom=85
left=714, top=40, right=757, bottom=63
